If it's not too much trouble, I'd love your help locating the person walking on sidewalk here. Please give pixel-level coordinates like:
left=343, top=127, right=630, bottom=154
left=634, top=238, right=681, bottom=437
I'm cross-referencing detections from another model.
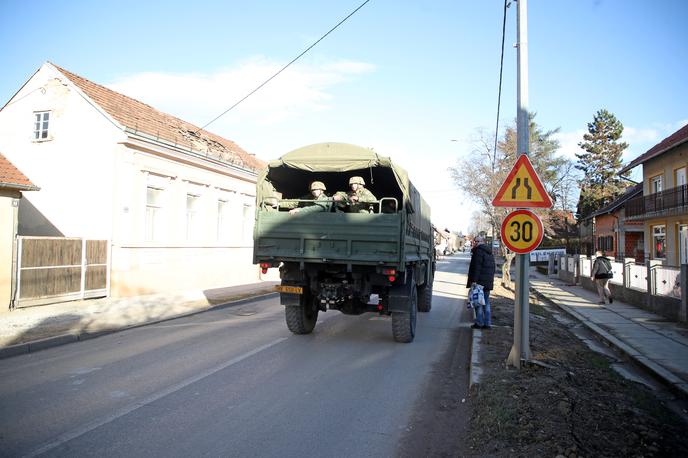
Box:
left=466, top=235, right=495, bottom=329
left=591, top=250, right=614, bottom=304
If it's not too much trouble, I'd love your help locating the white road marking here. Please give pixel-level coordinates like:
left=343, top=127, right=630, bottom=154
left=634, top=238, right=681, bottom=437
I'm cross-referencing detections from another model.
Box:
left=25, top=337, right=288, bottom=457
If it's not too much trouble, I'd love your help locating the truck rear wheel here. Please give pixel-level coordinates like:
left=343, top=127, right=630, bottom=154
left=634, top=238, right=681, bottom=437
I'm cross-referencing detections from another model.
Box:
left=417, top=281, right=432, bottom=313
left=392, top=282, right=417, bottom=343
left=285, top=294, right=319, bottom=334
left=418, top=278, right=432, bottom=312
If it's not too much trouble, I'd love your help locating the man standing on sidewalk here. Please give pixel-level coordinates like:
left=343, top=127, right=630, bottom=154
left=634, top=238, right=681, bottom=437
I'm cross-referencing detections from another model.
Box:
left=467, top=236, right=496, bottom=329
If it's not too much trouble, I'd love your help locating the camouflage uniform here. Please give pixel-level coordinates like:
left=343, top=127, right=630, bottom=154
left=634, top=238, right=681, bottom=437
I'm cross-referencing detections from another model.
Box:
left=296, top=192, right=331, bottom=214
left=285, top=181, right=331, bottom=214
left=335, top=176, right=378, bottom=213
left=348, top=187, right=377, bottom=213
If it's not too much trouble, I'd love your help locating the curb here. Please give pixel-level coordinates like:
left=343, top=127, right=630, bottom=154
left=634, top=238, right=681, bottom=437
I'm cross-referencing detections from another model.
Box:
left=0, top=291, right=278, bottom=361
left=469, top=327, right=482, bottom=389
left=530, top=286, right=688, bottom=401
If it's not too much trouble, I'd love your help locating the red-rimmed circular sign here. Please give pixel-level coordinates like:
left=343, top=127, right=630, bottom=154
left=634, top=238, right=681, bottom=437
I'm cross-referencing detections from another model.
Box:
left=501, top=209, right=544, bottom=254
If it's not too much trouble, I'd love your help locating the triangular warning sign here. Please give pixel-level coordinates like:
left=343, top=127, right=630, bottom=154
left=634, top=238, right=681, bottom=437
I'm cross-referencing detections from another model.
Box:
left=492, top=155, right=553, bottom=208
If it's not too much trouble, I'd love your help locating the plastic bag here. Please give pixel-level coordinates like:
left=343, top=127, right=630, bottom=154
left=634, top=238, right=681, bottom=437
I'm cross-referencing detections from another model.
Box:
left=468, top=284, right=485, bottom=308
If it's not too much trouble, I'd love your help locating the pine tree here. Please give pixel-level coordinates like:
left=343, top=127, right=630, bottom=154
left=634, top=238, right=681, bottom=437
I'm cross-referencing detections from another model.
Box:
left=575, top=109, right=629, bottom=219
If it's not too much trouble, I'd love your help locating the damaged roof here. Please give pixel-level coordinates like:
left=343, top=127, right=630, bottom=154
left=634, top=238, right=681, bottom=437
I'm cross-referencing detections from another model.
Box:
left=0, top=152, right=39, bottom=191
left=50, top=63, right=265, bottom=172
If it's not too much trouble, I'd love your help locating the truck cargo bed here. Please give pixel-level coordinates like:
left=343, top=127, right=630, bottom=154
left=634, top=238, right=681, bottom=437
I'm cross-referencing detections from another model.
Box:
left=254, top=212, right=401, bottom=265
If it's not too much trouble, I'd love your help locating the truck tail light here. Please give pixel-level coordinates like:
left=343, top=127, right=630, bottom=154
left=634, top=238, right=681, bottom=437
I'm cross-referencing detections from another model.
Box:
left=260, top=262, right=270, bottom=274
left=382, top=268, right=396, bottom=282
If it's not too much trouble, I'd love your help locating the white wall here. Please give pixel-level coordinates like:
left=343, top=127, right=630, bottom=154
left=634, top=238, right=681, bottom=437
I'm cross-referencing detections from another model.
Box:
left=0, top=63, right=264, bottom=298
left=0, top=64, right=122, bottom=239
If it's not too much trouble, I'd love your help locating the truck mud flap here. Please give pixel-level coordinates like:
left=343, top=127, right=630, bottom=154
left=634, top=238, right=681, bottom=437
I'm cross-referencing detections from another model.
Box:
left=387, top=272, right=415, bottom=313
left=280, top=293, right=302, bottom=306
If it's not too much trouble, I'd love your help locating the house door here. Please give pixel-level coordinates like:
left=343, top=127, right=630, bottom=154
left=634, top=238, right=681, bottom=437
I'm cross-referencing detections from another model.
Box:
left=680, top=224, right=688, bottom=265
left=677, top=167, right=687, bottom=206
left=677, top=167, right=687, bottom=186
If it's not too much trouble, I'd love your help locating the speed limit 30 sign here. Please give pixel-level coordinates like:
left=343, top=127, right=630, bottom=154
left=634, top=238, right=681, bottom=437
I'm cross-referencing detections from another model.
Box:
left=501, top=209, right=544, bottom=254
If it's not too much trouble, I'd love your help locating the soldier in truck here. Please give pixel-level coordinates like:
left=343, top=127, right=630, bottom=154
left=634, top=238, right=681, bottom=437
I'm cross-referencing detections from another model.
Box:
left=333, top=176, right=378, bottom=213
left=287, top=181, right=331, bottom=215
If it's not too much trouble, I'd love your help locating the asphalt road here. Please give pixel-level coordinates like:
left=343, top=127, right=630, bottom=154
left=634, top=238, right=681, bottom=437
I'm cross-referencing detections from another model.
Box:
left=0, top=254, right=471, bottom=458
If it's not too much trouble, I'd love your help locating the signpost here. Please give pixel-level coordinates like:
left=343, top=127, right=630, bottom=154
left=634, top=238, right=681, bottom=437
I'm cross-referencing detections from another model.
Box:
left=489, top=0, right=558, bottom=369
left=492, top=155, right=553, bottom=208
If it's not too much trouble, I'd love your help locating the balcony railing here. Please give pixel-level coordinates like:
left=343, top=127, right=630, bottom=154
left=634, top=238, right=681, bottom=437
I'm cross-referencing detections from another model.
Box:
left=626, top=184, right=688, bottom=218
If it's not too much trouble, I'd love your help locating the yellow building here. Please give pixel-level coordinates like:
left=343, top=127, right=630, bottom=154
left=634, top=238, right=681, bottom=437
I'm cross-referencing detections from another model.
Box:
left=622, top=123, right=688, bottom=266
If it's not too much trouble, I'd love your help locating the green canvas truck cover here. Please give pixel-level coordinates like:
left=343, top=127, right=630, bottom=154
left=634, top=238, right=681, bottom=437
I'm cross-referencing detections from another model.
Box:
left=257, top=142, right=425, bottom=216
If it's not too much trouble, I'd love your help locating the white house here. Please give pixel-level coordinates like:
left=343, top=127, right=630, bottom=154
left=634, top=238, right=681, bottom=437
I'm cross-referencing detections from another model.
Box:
left=0, top=62, right=267, bottom=301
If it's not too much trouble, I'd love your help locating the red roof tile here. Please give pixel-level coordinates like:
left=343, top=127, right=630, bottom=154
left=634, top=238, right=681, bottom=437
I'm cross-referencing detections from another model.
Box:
left=50, top=63, right=265, bottom=172
left=0, top=152, right=39, bottom=191
left=621, top=122, right=688, bottom=173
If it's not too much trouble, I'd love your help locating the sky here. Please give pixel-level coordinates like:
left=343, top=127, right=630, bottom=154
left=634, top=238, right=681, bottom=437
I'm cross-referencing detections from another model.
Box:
left=1, top=0, right=687, bottom=234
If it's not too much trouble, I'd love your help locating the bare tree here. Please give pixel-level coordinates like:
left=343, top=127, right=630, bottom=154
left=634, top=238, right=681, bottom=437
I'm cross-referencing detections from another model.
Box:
left=449, top=129, right=516, bottom=287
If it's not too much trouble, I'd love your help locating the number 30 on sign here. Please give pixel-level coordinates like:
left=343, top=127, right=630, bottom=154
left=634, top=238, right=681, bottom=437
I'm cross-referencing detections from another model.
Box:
left=501, top=209, right=544, bottom=254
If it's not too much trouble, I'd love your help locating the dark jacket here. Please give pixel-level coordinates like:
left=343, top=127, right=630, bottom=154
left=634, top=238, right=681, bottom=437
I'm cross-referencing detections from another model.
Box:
left=591, top=256, right=612, bottom=279
left=466, top=243, right=495, bottom=291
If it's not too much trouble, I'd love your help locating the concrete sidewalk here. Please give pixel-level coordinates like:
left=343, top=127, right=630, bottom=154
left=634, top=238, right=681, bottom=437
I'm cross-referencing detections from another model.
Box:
left=0, top=281, right=279, bottom=359
left=529, top=271, right=688, bottom=399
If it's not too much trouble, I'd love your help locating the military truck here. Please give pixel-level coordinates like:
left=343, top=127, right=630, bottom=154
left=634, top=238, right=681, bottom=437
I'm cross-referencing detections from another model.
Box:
left=253, top=143, right=434, bottom=343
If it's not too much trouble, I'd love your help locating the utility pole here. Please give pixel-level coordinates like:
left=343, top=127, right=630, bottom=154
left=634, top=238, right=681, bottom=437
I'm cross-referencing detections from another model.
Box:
left=507, top=0, right=532, bottom=368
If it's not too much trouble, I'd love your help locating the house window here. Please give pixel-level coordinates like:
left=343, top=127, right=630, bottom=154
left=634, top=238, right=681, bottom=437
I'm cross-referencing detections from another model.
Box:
left=241, top=202, right=253, bottom=242
left=652, top=225, right=666, bottom=259
left=676, top=167, right=687, bottom=187
left=597, top=235, right=613, bottom=252
left=33, top=111, right=50, bottom=140
left=217, top=199, right=230, bottom=242
left=186, top=194, right=201, bottom=240
left=650, top=175, right=663, bottom=194
left=145, top=186, right=165, bottom=241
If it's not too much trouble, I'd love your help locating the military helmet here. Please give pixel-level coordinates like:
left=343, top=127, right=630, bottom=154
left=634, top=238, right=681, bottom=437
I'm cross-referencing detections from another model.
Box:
left=349, top=176, right=365, bottom=186
left=310, top=181, right=326, bottom=191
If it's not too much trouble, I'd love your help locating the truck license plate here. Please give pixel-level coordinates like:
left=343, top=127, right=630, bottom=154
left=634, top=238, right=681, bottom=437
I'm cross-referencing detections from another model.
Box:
left=275, top=285, right=303, bottom=294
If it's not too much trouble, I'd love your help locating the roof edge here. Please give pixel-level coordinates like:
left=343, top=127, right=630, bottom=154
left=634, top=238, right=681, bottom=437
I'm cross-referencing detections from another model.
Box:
left=0, top=182, right=41, bottom=192
left=620, top=124, right=688, bottom=174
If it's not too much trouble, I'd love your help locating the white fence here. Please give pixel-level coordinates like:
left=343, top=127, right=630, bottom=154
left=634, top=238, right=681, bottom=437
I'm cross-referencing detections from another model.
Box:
left=609, top=261, right=623, bottom=285
left=655, top=266, right=681, bottom=299
left=627, top=263, right=648, bottom=292
left=557, top=255, right=682, bottom=299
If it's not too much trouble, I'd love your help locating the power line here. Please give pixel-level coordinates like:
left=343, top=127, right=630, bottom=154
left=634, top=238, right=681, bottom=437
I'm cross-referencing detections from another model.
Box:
left=195, top=0, right=371, bottom=134
left=493, top=0, right=510, bottom=157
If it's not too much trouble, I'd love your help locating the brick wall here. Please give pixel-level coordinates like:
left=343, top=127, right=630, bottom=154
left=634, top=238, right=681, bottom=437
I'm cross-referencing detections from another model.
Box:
left=595, top=214, right=617, bottom=258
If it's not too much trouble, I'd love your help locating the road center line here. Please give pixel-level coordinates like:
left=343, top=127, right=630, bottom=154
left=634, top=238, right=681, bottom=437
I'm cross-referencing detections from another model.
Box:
left=26, top=337, right=288, bottom=457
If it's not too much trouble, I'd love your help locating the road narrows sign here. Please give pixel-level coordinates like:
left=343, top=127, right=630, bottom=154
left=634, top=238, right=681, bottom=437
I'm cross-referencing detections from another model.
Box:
left=492, top=155, right=553, bottom=208
left=501, top=209, right=544, bottom=254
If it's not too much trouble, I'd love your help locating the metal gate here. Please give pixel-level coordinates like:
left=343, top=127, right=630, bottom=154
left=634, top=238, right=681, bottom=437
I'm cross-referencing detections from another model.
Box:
left=15, top=237, right=109, bottom=307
